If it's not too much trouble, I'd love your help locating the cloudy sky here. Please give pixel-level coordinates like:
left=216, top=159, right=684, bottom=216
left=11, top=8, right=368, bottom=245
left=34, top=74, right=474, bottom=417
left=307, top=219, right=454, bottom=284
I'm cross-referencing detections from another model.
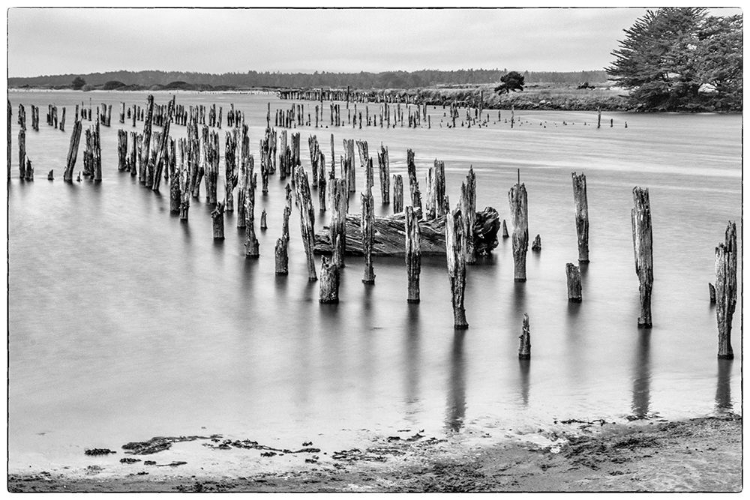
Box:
left=6, top=6, right=741, bottom=78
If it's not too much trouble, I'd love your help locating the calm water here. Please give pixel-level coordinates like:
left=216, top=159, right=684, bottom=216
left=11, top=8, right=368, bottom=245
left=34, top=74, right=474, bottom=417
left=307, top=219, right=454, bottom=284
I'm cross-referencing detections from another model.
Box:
left=7, top=91, right=742, bottom=471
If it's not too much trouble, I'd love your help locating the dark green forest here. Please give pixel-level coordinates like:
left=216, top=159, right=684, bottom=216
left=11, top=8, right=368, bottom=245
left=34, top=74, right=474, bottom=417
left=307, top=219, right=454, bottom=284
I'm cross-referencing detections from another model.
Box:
left=8, top=69, right=609, bottom=90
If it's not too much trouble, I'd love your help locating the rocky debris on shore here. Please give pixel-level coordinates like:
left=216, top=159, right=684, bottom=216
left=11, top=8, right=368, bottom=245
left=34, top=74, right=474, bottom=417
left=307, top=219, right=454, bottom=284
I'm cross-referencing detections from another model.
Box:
left=84, top=448, right=116, bottom=456
left=122, top=435, right=220, bottom=455
left=119, top=458, right=141, bottom=464
left=202, top=437, right=321, bottom=455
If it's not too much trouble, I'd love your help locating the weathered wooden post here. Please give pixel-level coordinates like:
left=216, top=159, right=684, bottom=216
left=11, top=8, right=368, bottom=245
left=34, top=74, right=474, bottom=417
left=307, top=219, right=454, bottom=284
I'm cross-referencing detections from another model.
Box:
left=406, top=205, right=421, bottom=303
left=24, top=158, right=33, bottom=181
left=212, top=201, right=225, bottom=240
left=117, top=129, right=127, bottom=171
left=244, top=156, right=260, bottom=258
left=119, top=102, right=125, bottom=124
left=275, top=186, right=292, bottom=275
left=169, top=140, right=182, bottom=213
left=509, top=181, right=529, bottom=282
left=461, top=167, right=477, bottom=264
left=6, top=101, right=10, bottom=181
left=631, top=186, right=653, bottom=328
left=47, top=170, right=53, bottom=180
left=709, top=283, right=716, bottom=304
left=92, top=118, right=102, bottom=182
left=141, top=95, right=154, bottom=173
left=179, top=142, right=191, bottom=221
left=571, top=172, right=590, bottom=263
left=361, top=160, right=376, bottom=284
left=446, top=203, right=468, bottom=329
left=566, top=263, right=582, bottom=302
left=308, top=135, right=320, bottom=188
left=260, top=209, right=267, bottom=230
left=343, top=139, right=356, bottom=193
left=60, top=107, right=65, bottom=132
left=330, top=178, right=347, bottom=268
left=294, top=165, right=317, bottom=281
left=319, top=256, right=340, bottom=303
left=518, top=314, right=531, bottom=359
left=715, top=221, right=737, bottom=359
left=377, top=143, right=390, bottom=204
left=407, top=149, right=422, bottom=218
left=393, top=174, right=404, bottom=213
left=18, top=127, right=26, bottom=179
left=502, top=220, right=509, bottom=238
left=597, top=106, right=602, bottom=129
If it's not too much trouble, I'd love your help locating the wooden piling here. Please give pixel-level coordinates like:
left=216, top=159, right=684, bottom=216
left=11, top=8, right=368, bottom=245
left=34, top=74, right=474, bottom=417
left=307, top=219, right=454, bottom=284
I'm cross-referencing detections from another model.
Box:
left=47, top=170, right=53, bottom=180
left=293, top=165, right=318, bottom=281
left=361, top=163, right=376, bottom=284
left=60, top=107, right=65, bottom=132
left=518, top=314, right=531, bottom=359
left=275, top=186, right=292, bottom=275
left=461, top=167, right=477, bottom=264
left=330, top=178, right=347, bottom=269
left=260, top=209, right=267, bottom=230
left=319, top=256, right=340, bottom=303
left=169, top=139, right=181, bottom=213
left=244, top=156, right=260, bottom=258
left=308, top=135, right=320, bottom=189
left=24, top=158, right=33, bottom=181
left=212, top=201, right=225, bottom=240
left=715, top=221, right=737, bottom=359
left=406, top=149, right=422, bottom=218
left=709, top=283, right=716, bottom=304
left=318, top=151, right=327, bottom=211
left=502, top=219, right=509, bottom=238
left=571, top=172, right=590, bottom=262
left=393, top=174, right=404, bottom=213
left=509, top=183, right=529, bottom=282
left=18, top=127, right=26, bottom=179
left=141, top=95, right=154, bottom=173
left=566, top=263, right=582, bottom=302
left=377, top=144, right=390, bottom=204
left=405, top=205, right=421, bottom=303
left=117, top=130, right=128, bottom=171
left=446, top=203, right=468, bottom=329
left=631, top=186, right=653, bottom=328
left=6, top=101, right=10, bottom=181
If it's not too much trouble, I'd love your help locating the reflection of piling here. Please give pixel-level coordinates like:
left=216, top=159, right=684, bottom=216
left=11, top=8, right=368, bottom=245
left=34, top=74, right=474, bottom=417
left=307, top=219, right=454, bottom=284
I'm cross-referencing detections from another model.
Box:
left=715, top=221, right=737, bottom=359
left=445, top=331, right=466, bottom=432
left=632, top=330, right=651, bottom=418
left=716, top=359, right=733, bottom=411
left=631, top=187, right=653, bottom=328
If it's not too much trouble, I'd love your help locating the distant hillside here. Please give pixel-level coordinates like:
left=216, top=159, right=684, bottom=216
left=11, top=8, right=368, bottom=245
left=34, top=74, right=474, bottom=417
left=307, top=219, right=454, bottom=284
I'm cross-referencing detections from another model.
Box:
left=8, top=69, right=609, bottom=90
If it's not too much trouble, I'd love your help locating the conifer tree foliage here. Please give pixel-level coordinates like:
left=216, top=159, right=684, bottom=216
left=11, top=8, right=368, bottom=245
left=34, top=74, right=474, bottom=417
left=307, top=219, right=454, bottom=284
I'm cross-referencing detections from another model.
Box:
left=607, top=8, right=742, bottom=111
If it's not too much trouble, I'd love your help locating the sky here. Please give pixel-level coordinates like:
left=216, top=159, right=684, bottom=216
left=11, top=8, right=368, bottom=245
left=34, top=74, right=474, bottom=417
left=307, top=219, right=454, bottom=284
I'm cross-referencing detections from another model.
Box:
left=6, top=5, right=743, bottom=78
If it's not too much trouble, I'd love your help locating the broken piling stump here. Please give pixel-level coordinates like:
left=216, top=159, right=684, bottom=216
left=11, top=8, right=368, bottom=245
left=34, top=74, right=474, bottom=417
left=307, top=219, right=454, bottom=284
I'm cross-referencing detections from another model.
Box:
left=566, top=263, right=582, bottom=302
left=518, top=314, right=531, bottom=359
left=631, top=186, right=653, bottom=328
left=502, top=219, right=509, bottom=238
left=715, top=221, right=737, bottom=359
left=63, top=115, right=83, bottom=182
left=377, top=144, right=390, bottom=204
left=461, top=167, right=477, bottom=264
left=244, top=156, right=260, bottom=258
left=212, top=201, right=225, bottom=240
left=260, top=209, right=267, bottom=230
left=47, top=170, right=53, bottom=180
left=571, top=172, right=590, bottom=263
left=361, top=177, right=376, bottom=284
left=532, top=234, right=542, bottom=251
left=393, top=174, right=404, bottom=213
left=406, top=149, right=422, bottom=218
left=319, top=256, right=340, bottom=303
left=330, top=178, right=347, bottom=269
left=709, top=282, right=716, bottom=304
left=275, top=186, right=292, bottom=275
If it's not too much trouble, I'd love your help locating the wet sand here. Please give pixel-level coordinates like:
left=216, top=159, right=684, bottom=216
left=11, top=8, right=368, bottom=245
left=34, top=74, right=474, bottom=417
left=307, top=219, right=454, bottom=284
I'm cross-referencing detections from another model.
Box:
left=7, top=414, right=741, bottom=493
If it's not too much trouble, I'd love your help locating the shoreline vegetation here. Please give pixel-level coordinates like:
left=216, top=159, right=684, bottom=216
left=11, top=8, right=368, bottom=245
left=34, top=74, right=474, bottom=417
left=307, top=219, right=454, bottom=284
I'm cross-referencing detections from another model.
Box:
left=7, top=414, right=741, bottom=493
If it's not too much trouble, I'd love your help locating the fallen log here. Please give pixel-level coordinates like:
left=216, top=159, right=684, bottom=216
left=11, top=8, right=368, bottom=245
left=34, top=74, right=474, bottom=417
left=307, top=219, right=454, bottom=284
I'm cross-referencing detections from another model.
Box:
left=314, top=207, right=499, bottom=256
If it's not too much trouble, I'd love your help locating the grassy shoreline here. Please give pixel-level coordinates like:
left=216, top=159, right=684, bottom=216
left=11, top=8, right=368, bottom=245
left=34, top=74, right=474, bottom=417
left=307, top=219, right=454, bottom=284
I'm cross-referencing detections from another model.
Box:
left=7, top=414, right=741, bottom=493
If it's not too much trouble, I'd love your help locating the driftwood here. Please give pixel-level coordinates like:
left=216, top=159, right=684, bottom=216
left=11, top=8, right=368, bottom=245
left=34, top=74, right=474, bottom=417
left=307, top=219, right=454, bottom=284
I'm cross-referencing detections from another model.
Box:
left=405, top=206, right=421, bottom=303
left=715, top=221, right=737, bottom=359
left=518, top=314, right=531, bottom=359
left=566, top=263, right=582, bottom=302
left=315, top=207, right=499, bottom=256
left=631, top=186, right=653, bottom=328
left=446, top=204, right=468, bottom=329
left=509, top=183, right=529, bottom=281
left=572, top=172, right=590, bottom=263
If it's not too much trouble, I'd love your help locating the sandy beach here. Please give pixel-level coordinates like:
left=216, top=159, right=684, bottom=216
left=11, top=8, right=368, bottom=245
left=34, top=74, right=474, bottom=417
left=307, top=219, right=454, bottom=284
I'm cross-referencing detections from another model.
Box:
left=7, top=414, right=741, bottom=493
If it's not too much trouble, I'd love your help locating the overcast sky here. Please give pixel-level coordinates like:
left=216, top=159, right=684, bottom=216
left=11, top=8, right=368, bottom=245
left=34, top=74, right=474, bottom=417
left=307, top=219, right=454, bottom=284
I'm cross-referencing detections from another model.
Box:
left=6, top=6, right=742, bottom=78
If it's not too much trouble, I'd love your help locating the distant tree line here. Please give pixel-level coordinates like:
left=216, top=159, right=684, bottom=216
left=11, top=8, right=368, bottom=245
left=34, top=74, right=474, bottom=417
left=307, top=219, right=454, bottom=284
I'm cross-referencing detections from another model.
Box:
left=9, top=68, right=609, bottom=90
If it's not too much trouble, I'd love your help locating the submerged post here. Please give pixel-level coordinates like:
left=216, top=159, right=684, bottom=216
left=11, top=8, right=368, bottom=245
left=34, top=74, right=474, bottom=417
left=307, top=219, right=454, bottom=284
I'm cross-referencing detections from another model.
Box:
left=572, top=172, right=590, bottom=263
left=508, top=182, right=529, bottom=282
left=715, top=221, right=737, bottom=359
left=631, top=186, right=653, bottom=328
left=565, top=263, right=582, bottom=302
left=405, top=205, right=421, bottom=303
left=446, top=203, right=468, bottom=329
